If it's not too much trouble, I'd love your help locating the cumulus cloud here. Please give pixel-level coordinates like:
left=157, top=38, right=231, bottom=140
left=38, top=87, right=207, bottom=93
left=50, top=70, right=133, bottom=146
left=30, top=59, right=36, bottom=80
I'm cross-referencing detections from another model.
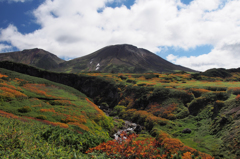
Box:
left=0, top=44, right=12, bottom=52
left=0, top=0, right=240, bottom=71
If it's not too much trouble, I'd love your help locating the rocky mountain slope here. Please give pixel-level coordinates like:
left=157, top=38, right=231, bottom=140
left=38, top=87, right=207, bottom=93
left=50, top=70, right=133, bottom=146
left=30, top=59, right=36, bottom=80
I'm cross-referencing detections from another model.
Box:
left=58, top=44, right=196, bottom=73
left=0, top=44, right=196, bottom=73
left=0, top=48, right=64, bottom=70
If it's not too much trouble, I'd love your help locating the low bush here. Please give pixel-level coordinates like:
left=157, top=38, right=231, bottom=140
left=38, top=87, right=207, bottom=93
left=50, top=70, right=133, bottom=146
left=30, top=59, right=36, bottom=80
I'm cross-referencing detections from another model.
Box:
left=41, top=126, right=110, bottom=153
left=36, top=115, right=47, bottom=120
left=18, top=106, right=32, bottom=113
left=227, top=87, right=240, bottom=95
left=121, top=109, right=168, bottom=130
left=137, top=83, right=147, bottom=86
left=169, top=89, right=194, bottom=105
left=118, top=75, right=127, bottom=80
left=203, top=91, right=229, bottom=101
left=190, top=88, right=211, bottom=98
left=143, top=74, right=159, bottom=79
left=126, top=79, right=137, bottom=84
left=148, top=87, right=170, bottom=102
left=188, top=97, right=208, bottom=116
left=110, top=105, right=126, bottom=116
left=236, top=94, right=240, bottom=101
left=176, top=107, right=189, bottom=119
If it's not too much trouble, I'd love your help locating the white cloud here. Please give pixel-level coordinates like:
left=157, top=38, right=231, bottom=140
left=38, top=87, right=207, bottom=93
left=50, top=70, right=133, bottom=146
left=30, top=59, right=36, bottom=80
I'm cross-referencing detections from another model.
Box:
left=0, top=0, right=240, bottom=71
left=0, top=44, right=12, bottom=52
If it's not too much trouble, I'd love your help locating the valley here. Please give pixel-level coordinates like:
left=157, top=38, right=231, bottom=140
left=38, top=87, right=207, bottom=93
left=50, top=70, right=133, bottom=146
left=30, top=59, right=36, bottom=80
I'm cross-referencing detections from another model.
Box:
left=0, top=60, right=240, bottom=158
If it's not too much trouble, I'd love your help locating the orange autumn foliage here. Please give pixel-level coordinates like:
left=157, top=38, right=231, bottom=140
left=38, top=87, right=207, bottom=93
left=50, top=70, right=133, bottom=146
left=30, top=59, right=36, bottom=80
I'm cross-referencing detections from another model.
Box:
left=86, top=132, right=166, bottom=159
left=235, top=94, right=240, bottom=101
left=44, top=121, right=69, bottom=128
left=190, top=88, right=211, bottom=93
left=156, top=131, right=214, bottom=159
left=26, top=116, right=69, bottom=128
left=118, top=96, right=135, bottom=108
left=53, top=99, right=77, bottom=106
left=182, top=152, right=192, bottom=159
left=14, top=78, right=26, bottom=82
left=40, top=108, right=56, bottom=113
left=0, top=110, right=69, bottom=128
left=0, top=110, right=19, bottom=119
left=148, top=103, right=177, bottom=119
left=23, top=83, right=56, bottom=98
left=87, top=131, right=214, bottom=159
left=61, top=115, right=87, bottom=124
left=228, top=87, right=240, bottom=95
left=68, top=122, right=89, bottom=131
left=0, top=82, right=20, bottom=90
left=24, top=84, right=48, bottom=95
left=0, top=73, right=8, bottom=78
left=86, top=98, right=105, bottom=117
left=0, top=87, right=27, bottom=98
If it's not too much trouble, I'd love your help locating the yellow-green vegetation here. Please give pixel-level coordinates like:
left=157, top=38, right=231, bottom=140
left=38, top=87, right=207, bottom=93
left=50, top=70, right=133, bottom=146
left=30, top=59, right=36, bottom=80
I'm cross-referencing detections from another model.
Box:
left=1, top=62, right=240, bottom=158
left=0, top=68, right=115, bottom=158
left=0, top=116, right=109, bottom=158
left=0, top=68, right=113, bottom=134
left=81, top=71, right=240, bottom=158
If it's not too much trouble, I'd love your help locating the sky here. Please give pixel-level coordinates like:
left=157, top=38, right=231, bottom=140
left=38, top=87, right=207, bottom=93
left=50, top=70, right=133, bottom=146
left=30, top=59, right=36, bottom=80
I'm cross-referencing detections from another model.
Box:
left=0, top=0, right=240, bottom=71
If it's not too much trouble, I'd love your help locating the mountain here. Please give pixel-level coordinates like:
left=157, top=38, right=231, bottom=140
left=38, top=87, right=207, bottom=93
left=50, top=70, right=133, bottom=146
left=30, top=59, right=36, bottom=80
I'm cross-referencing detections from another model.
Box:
left=0, top=48, right=65, bottom=70
left=0, top=44, right=196, bottom=73
left=57, top=44, right=197, bottom=73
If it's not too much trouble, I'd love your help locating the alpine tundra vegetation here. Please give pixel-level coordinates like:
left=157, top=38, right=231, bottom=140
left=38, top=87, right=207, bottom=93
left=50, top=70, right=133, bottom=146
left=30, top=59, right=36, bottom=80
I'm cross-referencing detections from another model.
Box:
left=0, top=60, right=240, bottom=158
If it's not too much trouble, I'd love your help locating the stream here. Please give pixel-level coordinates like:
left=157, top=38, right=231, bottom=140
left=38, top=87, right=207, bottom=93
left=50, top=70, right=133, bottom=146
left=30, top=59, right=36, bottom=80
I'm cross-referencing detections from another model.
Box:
left=98, top=105, right=142, bottom=140
left=113, top=120, right=139, bottom=140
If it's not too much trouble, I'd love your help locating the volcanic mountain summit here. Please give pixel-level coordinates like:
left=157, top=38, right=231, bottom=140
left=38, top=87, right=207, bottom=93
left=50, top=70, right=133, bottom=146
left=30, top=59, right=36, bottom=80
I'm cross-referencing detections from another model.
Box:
left=0, top=44, right=196, bottom=73
left=0, top=48, right=64, bottom=70
left=58, top=44, right=196, bottom=73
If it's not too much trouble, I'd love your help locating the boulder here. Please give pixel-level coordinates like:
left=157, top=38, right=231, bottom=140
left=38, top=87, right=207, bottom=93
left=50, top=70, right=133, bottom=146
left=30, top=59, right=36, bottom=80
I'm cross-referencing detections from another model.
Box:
left=182, top=128, right=192, bottom=134
left=135, top=125, right=142, bottom=134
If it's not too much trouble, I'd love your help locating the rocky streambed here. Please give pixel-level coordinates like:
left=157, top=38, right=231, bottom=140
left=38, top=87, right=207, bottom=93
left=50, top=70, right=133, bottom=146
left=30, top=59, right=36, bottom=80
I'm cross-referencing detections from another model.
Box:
left=113, top=121, right=142, bottom=140
left=99, top=105, right=143, bottom=140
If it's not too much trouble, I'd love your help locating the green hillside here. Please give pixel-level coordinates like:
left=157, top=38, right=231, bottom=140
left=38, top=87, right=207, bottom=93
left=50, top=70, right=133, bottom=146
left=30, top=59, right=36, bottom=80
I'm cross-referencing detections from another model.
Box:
left=0, top=68, right=114, bottom=158
left=1, top=62, right=240, bottom=158
left=0, top=116, right=109, bottom=158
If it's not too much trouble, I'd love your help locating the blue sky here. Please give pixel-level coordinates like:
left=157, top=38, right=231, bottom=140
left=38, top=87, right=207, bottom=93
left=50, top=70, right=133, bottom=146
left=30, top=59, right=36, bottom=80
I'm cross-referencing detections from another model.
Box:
left=0, top=0, right=240, bottom=71
left=0, top=0, right=43, bottom=34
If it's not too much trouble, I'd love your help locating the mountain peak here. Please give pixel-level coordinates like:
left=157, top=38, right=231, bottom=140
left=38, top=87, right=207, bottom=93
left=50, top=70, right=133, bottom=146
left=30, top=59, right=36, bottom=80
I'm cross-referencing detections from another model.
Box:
left=0, top=44, right=197, bottom=73
left=0, top=48, right=64, bottom=70
left=59, top=44, right=197, bottom=73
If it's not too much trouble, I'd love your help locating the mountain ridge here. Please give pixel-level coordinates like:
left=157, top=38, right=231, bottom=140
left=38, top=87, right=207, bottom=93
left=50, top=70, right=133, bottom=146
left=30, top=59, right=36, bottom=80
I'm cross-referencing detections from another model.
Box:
left=0, top=48, right=65, bottom=70
left=0, top=44, right=197, bottom=73
left=58, top=44, right=197, bottom=73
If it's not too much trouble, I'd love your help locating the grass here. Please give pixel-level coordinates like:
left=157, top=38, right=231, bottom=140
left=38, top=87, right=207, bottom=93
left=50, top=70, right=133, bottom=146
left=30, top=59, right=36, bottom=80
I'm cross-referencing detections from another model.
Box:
left=0, top=116, right=110, bottom=158
left=0, top=68, right=114, bottom=134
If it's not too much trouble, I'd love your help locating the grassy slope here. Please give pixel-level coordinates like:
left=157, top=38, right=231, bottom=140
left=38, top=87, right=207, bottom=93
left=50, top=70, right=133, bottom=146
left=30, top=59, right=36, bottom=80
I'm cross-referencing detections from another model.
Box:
left=0, top=115, right=111, bottom=158
left=0, top=68, right=114, bottom=133
left=0, top=68, right=114, bottom=140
